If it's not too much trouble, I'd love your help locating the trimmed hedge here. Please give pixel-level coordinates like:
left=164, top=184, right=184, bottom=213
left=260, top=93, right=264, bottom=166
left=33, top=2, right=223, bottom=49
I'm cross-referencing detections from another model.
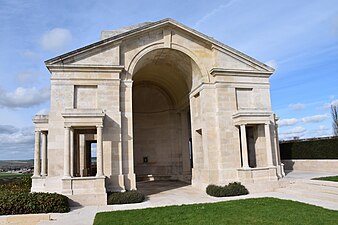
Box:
left=206, top=182, right=249, bottom=197
left=107, top=191, right=145, bottom=204
left=0, top=176, right=70, bottom=215
left=0, top=192, right=69, bottom=215
left=280, top=137, right=338, bottom=159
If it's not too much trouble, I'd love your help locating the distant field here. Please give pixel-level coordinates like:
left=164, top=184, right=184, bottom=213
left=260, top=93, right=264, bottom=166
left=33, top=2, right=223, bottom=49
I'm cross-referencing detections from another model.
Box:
left=0, top=173, right=31, bottom=185
left=0, top=173, right=31, bottom=178
left=0, top=159, right=33, bottom=171
left=0, top=159, right=33, bottom=166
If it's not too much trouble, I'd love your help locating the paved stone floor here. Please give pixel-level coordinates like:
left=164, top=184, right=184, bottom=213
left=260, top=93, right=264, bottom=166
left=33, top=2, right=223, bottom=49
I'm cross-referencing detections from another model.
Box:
left=37, top=171, right=338, bottom=225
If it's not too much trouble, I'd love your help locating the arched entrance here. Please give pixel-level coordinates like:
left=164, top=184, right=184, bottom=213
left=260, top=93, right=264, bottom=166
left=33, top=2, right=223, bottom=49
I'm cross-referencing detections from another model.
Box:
left=132, top=48, right=201, bottom=184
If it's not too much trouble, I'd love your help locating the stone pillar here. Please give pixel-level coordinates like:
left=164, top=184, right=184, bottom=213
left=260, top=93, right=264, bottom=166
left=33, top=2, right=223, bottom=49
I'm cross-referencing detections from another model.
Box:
left=121, top=80, right=136, bottom=190
left=96, top=125, right=104, bottom=177
left=274, top=115, right=285, bottom=177
left=41, top=132, right=47, bottom=176
left=33, top=130, right=41, bottom=177
left=79, top=134, right=85, bottom=177
left=70, top=128, right=74, bottom=177
left=63, top=126, right=71, bottom=178
left=265, top=123, right=274, bottom=167
left=181, top=111, right=191, bottom=175
left=240, top=125, right=249, bottom=169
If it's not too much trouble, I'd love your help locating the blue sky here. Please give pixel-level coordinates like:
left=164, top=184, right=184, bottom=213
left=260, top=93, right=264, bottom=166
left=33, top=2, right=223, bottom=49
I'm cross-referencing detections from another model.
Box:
left=0, top=0, right=337, bottom=159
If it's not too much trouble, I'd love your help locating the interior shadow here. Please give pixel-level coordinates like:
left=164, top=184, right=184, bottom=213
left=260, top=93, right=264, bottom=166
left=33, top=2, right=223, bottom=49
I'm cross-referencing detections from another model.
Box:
left=137, top=180, right=190, bottom=196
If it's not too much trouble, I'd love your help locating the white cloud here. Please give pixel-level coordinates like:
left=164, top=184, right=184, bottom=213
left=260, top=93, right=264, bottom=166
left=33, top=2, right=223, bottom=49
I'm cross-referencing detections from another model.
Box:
left=265, top=60, right=277, bottom=70
left=303, top=125, right=332, bottom=138
left=289, top=103, right=305, bottom=111
left=0, top=86, right=50, bottom=108
left=20, top=50, right=40, bottom=60
left=287, top=126, right=306, bottom=134
left=331, top=99, right=338, bottom=106
left=36, top=108, right=49, bottom=115
left=194, top=0, right=238, bottom=28
left=323, top=99, right=338, bottom=109
left=278, top=118, right=298, bottom=127
left=301, top=114, right=328, bottom=123
left=279, top=126, right=306, bottom=140
left=0, top=125, right=18, bottom=134
left=41, top=28, right=72, bottom=51
left=0, top=125, right=34, bottom=160
left=0, top=126, right=34, bottom=144
left=16, top=72, right=40, bottom=84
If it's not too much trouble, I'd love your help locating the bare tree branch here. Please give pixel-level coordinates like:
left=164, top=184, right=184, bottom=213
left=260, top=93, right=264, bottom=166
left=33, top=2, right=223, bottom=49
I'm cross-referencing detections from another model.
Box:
left=331, top=105, right=338, bottom=136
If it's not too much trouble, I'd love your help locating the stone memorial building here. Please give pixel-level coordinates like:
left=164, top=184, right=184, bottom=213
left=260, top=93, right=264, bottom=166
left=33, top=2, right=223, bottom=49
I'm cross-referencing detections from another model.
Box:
left=32, top=18, right=284, bottom=205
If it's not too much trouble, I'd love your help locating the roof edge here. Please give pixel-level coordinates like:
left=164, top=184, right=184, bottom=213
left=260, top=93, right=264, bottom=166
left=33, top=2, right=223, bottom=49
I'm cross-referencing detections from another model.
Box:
left=45, top=18, right=275, bottom=73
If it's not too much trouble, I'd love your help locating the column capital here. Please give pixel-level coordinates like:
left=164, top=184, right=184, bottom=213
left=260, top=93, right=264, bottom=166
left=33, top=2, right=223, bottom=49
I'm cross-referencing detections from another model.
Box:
left=96, top=124, right=103, bottom=129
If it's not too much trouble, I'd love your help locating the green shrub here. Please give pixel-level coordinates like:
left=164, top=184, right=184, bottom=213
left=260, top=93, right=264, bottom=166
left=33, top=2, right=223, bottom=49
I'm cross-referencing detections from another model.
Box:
left=0, top=176, right=69, bottom=215
left=0, top=176, right=32, bottom=193
left=206, top=182, right=249, bottom=197
left=280, top=137, right=338, bottom=159
left=0, top=175, right=31, bottom=192
left=0, top=192, right=69, bottom=215
left=107, top=190, right=145, bottom=204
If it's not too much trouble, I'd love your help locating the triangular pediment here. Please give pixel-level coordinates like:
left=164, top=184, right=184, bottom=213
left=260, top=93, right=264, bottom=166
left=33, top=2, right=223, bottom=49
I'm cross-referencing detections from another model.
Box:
left=45, top=18, right=273, bottom=74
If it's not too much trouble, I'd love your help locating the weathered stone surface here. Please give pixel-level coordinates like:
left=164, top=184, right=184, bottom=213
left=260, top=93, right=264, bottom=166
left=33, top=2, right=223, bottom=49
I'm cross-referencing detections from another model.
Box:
left=32, top=18, right=283, bottom=205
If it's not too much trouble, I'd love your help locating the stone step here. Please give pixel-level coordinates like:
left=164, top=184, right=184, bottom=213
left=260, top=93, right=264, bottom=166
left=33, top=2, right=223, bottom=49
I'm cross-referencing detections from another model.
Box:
left=277, top=187, right=338, bottom=203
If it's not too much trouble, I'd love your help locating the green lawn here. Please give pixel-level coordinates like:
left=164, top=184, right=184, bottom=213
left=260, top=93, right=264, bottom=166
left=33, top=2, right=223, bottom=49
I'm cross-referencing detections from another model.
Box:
left=94, top=198, right=338, bottom=225
left=312, top=175, right=338, bottom=182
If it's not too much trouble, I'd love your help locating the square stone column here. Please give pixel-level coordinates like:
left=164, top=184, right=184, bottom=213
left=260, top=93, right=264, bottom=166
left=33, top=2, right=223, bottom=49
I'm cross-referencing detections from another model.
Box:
left=265, top=123, right=274, bottom=167
left=41, top=132, right=48, bottom=176
left=33, top=130, right=41, bottom=177
left=63, top=126, right=71, bottom=178
left=240, top=125, right=249, bottom=169
left=96, top=125, right=104, bottom=177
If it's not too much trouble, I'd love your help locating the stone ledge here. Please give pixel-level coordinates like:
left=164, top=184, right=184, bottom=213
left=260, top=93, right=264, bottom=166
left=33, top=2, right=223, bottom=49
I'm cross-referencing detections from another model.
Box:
left=282, top=159, right=338, bottom=173
left=0, top=214, right=50, bottom=225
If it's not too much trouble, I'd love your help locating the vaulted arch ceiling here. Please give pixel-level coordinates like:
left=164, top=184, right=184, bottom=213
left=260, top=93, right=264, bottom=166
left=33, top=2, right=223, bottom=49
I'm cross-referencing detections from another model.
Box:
left=133, top=48, right=200, bottom=106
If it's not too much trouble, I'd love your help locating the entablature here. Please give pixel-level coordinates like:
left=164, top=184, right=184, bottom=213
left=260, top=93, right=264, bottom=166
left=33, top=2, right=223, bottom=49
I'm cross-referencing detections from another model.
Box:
left=232, top=110, right=273, bottom=126
left=62, top=108, right=105, bottom=127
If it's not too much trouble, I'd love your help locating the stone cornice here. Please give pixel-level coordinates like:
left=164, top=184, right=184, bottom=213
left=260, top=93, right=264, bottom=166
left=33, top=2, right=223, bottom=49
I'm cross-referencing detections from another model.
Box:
left=232, top=110, right=273, bottom=125
left=210, top=68, right=273, bottom=77
left=47, top=64, right=124, bottom=73
left=33, top=115, right=49, bottom=124
left=62, top=108, right=105, bottom=118
left=62, top=109, right=105, bottom=127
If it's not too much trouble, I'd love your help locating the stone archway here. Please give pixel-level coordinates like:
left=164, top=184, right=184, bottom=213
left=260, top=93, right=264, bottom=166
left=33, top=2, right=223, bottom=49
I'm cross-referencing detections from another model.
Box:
left=132, top=48, right=201, bottom=184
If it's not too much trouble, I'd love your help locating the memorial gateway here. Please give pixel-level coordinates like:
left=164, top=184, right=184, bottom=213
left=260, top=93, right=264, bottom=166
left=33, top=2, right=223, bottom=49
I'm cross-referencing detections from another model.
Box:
left=32, top=18, right=284, bottom=205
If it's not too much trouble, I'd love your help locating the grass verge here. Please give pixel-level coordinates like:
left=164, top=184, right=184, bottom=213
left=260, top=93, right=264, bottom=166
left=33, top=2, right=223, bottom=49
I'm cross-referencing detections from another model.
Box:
left=93, top=197, right=338, bottom=225
left=312, top=175, right=338, bottom=182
